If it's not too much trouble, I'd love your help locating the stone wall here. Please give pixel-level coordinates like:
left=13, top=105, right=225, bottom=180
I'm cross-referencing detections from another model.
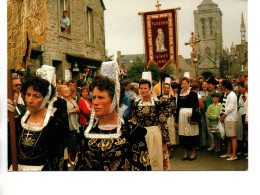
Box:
left=31, top=0, right=105, bottom=80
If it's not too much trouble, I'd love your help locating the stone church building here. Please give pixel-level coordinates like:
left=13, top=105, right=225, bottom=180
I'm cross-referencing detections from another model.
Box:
left=194, top=0, right=223, bottom=78
left=30, top=0, right=106, bottom=81
left=194, top=0, right=247, bottom=79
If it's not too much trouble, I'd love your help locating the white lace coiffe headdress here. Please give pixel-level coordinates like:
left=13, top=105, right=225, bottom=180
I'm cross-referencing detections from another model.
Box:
left=84, top=61, right=123, bottom=139
left=142, top=71, right=153, bottom=93
left=138, top=71, right=158, bottom=104
left=21, top=65, right=56, bottom=132
left=164, top=77, right=172, bottom=97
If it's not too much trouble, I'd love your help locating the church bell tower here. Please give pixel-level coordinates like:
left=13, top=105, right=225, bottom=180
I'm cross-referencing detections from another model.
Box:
left=194, top=0, right=223, bottom=77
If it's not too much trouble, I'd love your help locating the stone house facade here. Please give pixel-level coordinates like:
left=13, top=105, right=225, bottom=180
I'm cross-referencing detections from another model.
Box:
left=30, top=0, right=106, bottom=81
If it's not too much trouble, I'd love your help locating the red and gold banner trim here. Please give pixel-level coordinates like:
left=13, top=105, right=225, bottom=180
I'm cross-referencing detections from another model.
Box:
left=142, top=8, right=179, bottom=72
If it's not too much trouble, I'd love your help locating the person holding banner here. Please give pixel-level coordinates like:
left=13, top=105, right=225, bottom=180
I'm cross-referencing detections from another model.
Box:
left=8, top=73, right=68, bottom=171
left=130, top=72, right=170, bottom=170
left=175, top=77, right=200, bottom=161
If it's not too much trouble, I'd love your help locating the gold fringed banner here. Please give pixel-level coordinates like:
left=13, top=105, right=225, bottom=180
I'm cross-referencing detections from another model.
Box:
left=7, top=0, right=48, bottom=71
left=141, top=8, right=179, bottom=72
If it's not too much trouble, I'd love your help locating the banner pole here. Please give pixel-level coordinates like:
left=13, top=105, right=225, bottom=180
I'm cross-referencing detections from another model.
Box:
left=8, top=70, right=18, bottom=171
left=160, top=72, right=163, bottom=96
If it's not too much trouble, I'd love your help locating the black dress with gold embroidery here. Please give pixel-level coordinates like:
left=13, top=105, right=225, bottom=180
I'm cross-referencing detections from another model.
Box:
left=77, top=120, right=151, bottom=171
left=129, top=99, right=170, bottom=143
left=13, top=98, right=69, bottom=171
left=157, top=95, right=176, bottom=118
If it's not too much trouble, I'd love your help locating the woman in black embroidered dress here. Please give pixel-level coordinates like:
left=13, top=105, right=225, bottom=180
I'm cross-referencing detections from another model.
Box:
left=9, top=75, right=69, bottom=171
left=129, top=78, right=170, bottom=170
left=158, top=82, right=176, bottom=158
left=77, top=61, right=151, bottom=171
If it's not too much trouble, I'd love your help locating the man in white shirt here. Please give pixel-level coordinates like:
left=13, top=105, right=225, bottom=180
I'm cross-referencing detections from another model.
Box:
left=61, top=10, right=70, bottom=33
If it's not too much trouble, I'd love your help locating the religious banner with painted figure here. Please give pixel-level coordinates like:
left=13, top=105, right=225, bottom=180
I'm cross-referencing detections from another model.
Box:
left=143, top=9, right=178, bottom=72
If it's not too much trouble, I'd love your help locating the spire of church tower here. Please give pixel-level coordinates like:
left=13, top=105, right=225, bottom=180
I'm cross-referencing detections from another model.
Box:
left=230, top=42, right=235, bottom=55
left=240, top=12, right=246, bottom=44
left=231, top=42, right=235, bottom=49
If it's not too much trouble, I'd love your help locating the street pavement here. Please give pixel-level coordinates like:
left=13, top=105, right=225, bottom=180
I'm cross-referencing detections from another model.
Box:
left=168, top=146, right=248, bottom=171
left=67, top=146, right=248, bottom=171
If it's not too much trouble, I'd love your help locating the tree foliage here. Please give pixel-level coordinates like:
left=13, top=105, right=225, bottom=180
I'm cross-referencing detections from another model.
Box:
left=104, top=49, right=114, bottom=61
left=127, top=57, right=174, bottom=82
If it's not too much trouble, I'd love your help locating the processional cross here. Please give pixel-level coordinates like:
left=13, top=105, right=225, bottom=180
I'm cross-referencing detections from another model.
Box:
left=185, top=32, right=201, bottom=79
left=156, top=0, right=161, bottom=10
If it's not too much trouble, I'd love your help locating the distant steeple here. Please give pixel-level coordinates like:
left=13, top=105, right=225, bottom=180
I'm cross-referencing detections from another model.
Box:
left=231, top=42, right=235, bottom=49
left=240, top=12, right=246, bottom=44
left=231, top=42, right=235, bottom=55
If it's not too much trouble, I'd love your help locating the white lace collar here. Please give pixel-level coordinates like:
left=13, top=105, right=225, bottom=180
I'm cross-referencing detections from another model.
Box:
left=138, top=97, right=155, bottom=106
left=84, top=109, right=124, bottom=139
left=180, top=88, right=190, bottom=96
left=21, top=99, right=56, bottom=132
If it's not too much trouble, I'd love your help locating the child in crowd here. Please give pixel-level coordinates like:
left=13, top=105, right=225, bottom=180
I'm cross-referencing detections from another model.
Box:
left=206, top=93, right=222, bottom=155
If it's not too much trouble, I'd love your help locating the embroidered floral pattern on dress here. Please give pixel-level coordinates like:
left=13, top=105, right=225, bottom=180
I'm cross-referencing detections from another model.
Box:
left=129, top=98, right=170, bottom=142
left=88, top=139, right=98, bottom=147
left=110, top=159, right=122, bottom=171
left=98, top=139, right=114, bottom=151
left=140, top=151, right=150, bottom=167
left=115, top=138, right=126, bottom=145
left=77, top=121, right=151, bottom=171
left=142, top=106, right=150, bottom=114
left=121, top=159, right=131, bottom=170
left=115, top=151, right=122, bottom=157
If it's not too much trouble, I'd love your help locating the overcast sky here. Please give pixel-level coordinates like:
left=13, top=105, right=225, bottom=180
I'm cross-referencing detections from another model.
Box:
left=103, top=0, right=248, bottom=59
